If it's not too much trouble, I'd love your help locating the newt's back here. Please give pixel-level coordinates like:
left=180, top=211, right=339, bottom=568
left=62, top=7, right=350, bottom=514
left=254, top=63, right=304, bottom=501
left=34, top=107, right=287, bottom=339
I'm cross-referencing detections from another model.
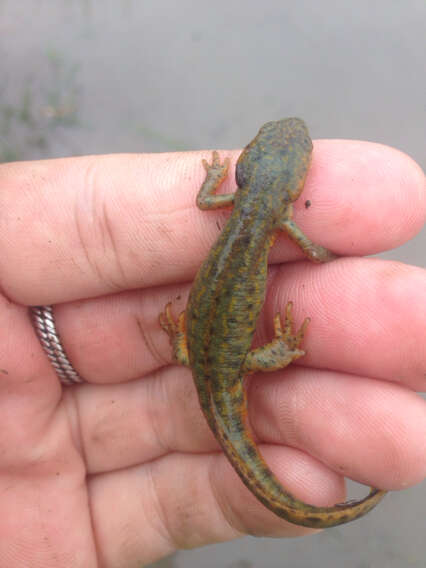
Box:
left=187, top=118, right=314, bottom=389
left=160, top=118, right=386, bottom=529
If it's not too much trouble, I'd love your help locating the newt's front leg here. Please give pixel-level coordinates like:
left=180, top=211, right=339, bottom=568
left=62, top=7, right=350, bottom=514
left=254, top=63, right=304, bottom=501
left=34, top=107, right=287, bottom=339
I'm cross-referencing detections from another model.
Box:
left=280, top=211, right=337, bottom=263
left=196, top=151, right=234, bottom=210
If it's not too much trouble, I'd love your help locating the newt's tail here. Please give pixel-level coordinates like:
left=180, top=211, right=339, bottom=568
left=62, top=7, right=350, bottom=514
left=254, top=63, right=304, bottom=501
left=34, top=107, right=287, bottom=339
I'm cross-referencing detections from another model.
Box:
left=210, top=401, right=386, bottom=529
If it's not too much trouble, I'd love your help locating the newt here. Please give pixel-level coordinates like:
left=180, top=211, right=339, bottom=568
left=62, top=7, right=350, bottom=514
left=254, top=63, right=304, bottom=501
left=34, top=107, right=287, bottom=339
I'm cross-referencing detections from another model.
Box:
left=160, top=118, right=386, bottom=528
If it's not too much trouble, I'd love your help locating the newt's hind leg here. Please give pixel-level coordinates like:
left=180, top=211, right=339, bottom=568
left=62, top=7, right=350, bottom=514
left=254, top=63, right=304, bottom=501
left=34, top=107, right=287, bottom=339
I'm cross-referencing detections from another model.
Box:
left=159, top=302, right=189, bottom=366
left=242, top=302, right=310, bottom=374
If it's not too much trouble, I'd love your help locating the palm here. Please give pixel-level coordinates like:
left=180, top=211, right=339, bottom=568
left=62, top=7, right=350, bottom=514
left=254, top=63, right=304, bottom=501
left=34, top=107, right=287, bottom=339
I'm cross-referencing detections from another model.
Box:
left=0, top=142, right=424, bottom=567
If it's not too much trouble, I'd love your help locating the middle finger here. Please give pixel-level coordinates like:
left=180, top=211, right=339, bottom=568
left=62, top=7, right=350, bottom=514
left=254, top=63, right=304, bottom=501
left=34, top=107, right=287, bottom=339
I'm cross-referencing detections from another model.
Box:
left=49, top=257, right=424, bottom=390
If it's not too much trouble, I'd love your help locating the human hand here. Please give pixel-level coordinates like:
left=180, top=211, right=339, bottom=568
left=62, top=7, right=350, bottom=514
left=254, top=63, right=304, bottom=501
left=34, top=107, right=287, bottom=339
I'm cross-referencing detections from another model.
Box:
left=0, top=141, right=424, bottom=567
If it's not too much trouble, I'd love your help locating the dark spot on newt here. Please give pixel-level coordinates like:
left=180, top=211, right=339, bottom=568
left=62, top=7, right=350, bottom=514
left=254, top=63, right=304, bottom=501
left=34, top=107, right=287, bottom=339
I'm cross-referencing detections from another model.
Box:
left=245, top=444, right=257, bottom=460
left=238, top=235, right=251, bottom=247
left=305, top=516, right=322, bottom=525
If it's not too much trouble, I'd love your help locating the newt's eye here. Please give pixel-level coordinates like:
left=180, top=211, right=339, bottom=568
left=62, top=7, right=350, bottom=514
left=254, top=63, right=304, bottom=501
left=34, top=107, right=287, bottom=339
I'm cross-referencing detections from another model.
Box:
left=236, top=155, right=255, bottom=187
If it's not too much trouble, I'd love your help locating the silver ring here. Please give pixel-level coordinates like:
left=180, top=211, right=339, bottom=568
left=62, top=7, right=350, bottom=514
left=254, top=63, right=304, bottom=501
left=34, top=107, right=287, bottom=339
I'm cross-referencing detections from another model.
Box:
left=30, top=305, right=85, bottom=386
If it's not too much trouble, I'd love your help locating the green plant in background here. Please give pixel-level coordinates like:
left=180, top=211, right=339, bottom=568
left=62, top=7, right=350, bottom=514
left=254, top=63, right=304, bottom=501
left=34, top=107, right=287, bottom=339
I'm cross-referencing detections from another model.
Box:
left=0, top=50, right=80, bottom=163
left=43, top=48, right=80, bottom=127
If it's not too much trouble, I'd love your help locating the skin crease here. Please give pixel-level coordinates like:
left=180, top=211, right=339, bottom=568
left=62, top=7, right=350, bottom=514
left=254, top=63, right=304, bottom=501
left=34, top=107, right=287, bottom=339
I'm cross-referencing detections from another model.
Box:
left=160, top=118, right=386, bottom=528
left=0, top=138, right=424, bottom=565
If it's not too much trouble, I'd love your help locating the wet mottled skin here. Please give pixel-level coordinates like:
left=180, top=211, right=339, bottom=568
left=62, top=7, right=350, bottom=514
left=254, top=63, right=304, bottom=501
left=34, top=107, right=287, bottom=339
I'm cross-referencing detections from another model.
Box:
left=160, top=118, right=386, bottom=528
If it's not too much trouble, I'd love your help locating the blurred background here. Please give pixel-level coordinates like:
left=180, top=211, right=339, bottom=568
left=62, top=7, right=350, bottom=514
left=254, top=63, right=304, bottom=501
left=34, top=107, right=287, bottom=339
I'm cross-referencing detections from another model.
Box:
left=1, top=1, right=424, bottom=567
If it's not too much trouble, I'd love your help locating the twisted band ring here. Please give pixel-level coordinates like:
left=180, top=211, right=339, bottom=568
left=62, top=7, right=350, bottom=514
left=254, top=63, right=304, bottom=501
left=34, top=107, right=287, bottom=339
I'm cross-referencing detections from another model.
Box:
left=30, top=305, right=85, bottom=386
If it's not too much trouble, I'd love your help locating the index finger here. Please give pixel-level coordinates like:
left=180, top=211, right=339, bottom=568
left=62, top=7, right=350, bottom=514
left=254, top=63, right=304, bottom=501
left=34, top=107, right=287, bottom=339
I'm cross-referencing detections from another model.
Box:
left=0, top=140, right=423, bottom=305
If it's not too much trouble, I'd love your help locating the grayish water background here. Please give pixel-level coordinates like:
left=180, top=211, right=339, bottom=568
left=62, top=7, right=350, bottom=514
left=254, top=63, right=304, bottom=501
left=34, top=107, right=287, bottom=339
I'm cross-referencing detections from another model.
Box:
left=1, top=1, right=424, bottom=566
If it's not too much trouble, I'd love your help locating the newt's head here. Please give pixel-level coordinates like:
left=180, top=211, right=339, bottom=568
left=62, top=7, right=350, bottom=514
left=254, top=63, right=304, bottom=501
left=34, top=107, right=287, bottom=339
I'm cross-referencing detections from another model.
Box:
left=236, top=118, right=313, bottom=211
